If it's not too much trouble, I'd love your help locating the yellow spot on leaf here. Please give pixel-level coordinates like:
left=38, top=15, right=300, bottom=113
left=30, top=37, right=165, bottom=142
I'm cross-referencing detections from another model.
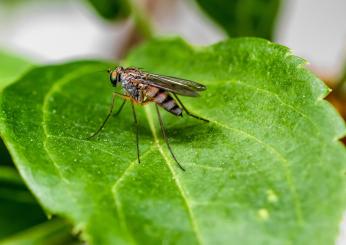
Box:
left=258, top=208, right=269, bottom=221
left=266, top=189, right=278, bottom=203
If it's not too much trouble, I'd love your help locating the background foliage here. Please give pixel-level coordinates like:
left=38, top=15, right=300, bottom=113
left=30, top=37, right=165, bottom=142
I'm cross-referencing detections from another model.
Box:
left=195, top=0, right=281, bottom=40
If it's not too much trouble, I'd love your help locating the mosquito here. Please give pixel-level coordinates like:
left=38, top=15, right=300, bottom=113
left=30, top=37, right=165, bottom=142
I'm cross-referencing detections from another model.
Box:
left=87, top=66, right=209, bottom=171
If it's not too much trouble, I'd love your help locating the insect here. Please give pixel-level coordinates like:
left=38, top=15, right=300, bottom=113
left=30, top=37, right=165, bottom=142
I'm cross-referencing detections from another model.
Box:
left=87, top=66, right=209, bottom=171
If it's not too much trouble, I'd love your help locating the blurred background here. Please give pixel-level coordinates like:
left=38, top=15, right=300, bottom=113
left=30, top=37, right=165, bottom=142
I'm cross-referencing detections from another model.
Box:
left=0, top=0, right=345, bottom=244
left=0, top=0, right=345, bottom=77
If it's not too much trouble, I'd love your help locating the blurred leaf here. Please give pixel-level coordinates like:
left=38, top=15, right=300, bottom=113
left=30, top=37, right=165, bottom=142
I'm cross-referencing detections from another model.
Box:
left=0, top=38, right=346, bottom=244
left=0, top=189, right=46, bottom=239
left=0, top=166, right=46, bottom=239
left=0, top=167, right=77, bottom=244
left=0, top=138, right=14, bottom=167
left=0, top=0, right=27, bottom=8
left=195, top=0, right=281, bottom=40
left=0, top=50, right=33, bottom=91
left=326, top=58, right=346, bottom=122
left=336, top=61, right=346, bottom=98
left=85, top=0, right=152, bottom=39
left=0, top=166, right=23, bottom=184
left=86, top=0, right=130, bottom=20
left=0, top=219, right=79, bottom=245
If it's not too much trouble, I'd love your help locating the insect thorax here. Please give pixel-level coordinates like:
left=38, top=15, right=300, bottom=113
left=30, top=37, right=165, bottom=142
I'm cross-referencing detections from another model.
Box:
left=120, top=74, right=147, bottom=103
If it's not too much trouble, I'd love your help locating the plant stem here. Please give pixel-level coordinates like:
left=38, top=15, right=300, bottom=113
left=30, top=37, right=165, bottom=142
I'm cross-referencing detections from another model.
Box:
left=128, top=0, right=154, bottom=39
left=114, top=0, right=154, bottom=59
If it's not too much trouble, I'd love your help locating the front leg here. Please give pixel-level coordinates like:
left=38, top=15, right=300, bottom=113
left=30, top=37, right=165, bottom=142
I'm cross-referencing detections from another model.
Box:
left=87, top=92, right=131, bottom=140
left=113, top=91, right=132, bottom=100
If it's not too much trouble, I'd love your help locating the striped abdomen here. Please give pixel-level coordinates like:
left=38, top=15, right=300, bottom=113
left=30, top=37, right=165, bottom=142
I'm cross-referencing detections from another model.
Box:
left=146, top=87, right=182, bottom=116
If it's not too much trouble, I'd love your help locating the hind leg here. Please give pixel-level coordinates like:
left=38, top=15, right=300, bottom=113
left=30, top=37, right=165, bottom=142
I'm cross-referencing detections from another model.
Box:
left=172, top=94, right=209, bottom=122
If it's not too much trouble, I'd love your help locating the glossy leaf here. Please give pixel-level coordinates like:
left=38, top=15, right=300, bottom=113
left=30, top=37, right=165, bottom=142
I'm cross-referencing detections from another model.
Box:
left=0, top=50, right=33, bottom=165
left=0, top=51, right=45, bottom=238
left=0, top=51, right=77, bottom=244
left=195, top=0, right=281, bottom=40
left=1, top=38, right=346, bottom=244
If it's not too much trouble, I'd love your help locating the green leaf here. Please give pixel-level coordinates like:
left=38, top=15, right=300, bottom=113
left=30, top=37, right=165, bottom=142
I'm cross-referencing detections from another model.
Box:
left=0, top=167, right=46, bottom=240
left=0, top=167, right=78, bottom=244
left=0, top=51, right=78, bottom=244
left=86, top=0, right=130, bottom=20
left=0, top=50, right=34, bottom=166
left=85, top=0, right=152, bottom=38
left=195, top=0, right=281, bottom=40
left=1, top=38, right=346, bottom=244
left=0, top=219, right=79, bottom=245
left=0, top=50, right=33, bottom=91
left=335, top=60, right=346, bottom=99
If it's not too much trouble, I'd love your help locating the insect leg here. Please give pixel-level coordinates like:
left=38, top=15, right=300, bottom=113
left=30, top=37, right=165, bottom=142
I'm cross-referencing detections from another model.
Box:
left=155, top=104, right=185, bottom=171
left=87, top=92, right=117, bottom=140
left=113, top=91, right=132, bottom=100
left=172, top=94, right=209, bottom=122
left=131, top=102, right=140, bottom=164
left=114, top=99, right=127, bottom=117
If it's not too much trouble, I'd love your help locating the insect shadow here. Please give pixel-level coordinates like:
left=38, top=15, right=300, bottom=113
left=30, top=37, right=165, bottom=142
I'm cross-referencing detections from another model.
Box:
left=164, top=120, right=219, bottom=144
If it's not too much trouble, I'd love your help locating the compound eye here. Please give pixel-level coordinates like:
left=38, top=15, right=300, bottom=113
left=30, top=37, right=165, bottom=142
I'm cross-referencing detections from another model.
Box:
left=110, top=71, right=118, bottom=85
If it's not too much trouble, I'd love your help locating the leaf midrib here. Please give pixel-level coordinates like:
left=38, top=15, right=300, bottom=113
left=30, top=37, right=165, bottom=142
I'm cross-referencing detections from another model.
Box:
left=144, top=106, right=204, bottom=245
left=40, top=67, right=157, bottom=244
left=111, top=147, right=156, bottom=245
left=39, top=66, right=306, bottom=244
left=142, top=102, right=304, bottom=243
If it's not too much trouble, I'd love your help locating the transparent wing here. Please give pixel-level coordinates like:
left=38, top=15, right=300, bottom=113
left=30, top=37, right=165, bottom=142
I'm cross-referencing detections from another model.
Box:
left=149, top=74, right=206, bottom=91
left=141, top=73, right=206, bottom=97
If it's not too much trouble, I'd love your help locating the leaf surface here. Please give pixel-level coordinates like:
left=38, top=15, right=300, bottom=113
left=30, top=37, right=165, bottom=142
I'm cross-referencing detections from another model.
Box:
left=1, top=38, right=346, bottom=244
left=195, top=0, right=281, bottom=40
left=0, top=50, right=34, bottom=166
left=0, top=50, right=33, bottom=90
left=0, top=50, right=46, bottom=239
left=0, top=51, right=78, bottom=244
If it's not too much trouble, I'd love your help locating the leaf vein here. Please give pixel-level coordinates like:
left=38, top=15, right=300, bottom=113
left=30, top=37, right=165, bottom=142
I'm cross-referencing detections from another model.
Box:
left=111, top=147, right=156, bottom=245
left=41, top=70, right=87, bottom=183
left=213, top=119, right=304, bottom=224
left=211, top=79, right=321, bottom=135
left=144, top=106, right=204, bottom=245
left=184, top=102, right=304, bottom=224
